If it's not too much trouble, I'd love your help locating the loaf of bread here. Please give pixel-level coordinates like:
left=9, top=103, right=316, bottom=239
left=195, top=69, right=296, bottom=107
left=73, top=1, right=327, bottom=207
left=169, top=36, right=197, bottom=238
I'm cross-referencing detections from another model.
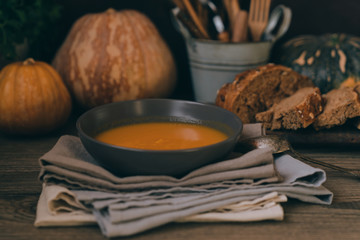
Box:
left=256, top=87, right=324, bottom=130
left=313, top=86, right=360, bottom=130
left=215, top=64, right=314, bottom=123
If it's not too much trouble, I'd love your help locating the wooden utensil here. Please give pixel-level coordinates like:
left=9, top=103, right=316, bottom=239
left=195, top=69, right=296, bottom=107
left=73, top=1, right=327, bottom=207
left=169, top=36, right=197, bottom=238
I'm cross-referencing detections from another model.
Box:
left=198, top=0, right=229, bottom=41
left=182, top=0, right=210, bottom=39
left=222, top=0, right=240, bottom=31
left=231, top=9, right=248, bottom=42
left=172, top=7, right=207, bottom=39
left=248, top=0, right=271, bottom=41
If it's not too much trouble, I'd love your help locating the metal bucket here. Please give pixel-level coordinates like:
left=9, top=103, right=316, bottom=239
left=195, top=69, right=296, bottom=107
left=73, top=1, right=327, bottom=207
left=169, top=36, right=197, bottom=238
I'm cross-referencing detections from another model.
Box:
left=185, top=40, right=273, bottom=103
left=172, top=5, right=292, bottom=103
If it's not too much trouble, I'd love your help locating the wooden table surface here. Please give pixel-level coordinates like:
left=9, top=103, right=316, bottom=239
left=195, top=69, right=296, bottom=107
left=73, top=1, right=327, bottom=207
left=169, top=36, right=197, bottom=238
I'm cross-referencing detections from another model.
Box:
left=1, top=114, right=360, bottom=240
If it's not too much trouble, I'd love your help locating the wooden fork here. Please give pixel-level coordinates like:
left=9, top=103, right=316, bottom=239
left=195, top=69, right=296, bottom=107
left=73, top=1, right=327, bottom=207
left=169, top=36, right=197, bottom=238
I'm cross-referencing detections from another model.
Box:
left=248, top=0, right=271, bottom=41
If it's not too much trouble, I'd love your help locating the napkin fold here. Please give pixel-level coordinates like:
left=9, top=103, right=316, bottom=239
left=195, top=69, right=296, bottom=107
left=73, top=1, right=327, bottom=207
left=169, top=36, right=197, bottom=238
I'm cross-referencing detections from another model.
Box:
left=178, top=191, right=287, bottom=222
left=35, top=184, right=96, bottom=226
left=34, top=183, right=286, bottom=226
left=39, top=136, right=280, bottom=191
left=34, top=123, right=333, bottom=238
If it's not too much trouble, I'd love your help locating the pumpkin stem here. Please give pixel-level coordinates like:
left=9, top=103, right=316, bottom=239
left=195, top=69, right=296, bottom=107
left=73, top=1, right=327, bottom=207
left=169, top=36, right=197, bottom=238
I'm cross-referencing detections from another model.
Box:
left=106, top=8, right=116, bottom=14
left=23, top=58, right=36, bottom=65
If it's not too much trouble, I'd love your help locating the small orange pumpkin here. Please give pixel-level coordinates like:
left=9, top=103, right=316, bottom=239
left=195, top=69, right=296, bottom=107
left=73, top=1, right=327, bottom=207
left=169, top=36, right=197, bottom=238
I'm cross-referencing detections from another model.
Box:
left=0, top=58, right=72, bottom=135
left=52, top=8, right=177, bottom=108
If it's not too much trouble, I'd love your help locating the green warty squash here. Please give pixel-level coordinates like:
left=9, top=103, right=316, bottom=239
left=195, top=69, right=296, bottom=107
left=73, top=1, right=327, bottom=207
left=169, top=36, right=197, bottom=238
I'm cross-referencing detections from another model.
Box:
left=277, top=33, right=360, bottom=93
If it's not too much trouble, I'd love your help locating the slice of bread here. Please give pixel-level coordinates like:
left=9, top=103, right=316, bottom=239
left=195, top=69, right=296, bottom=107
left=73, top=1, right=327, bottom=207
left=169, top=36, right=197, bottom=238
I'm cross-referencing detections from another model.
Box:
left=215, top=64, right=314, bottom=123
left=313, top=86, right=360, bottom=130
left=256, top=87, right=324, bottom=130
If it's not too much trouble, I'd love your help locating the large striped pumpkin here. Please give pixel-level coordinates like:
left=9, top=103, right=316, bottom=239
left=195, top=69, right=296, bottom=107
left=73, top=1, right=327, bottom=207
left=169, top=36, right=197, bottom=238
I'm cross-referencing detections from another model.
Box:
left=52, top=8, right=176, bottom=108
left=277, top=33, right=360, bottom=93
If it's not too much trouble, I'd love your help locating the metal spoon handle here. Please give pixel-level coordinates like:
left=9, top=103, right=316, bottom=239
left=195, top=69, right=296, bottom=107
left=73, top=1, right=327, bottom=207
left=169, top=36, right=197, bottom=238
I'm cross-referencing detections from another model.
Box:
left=288, top=149, right=360, bottom=178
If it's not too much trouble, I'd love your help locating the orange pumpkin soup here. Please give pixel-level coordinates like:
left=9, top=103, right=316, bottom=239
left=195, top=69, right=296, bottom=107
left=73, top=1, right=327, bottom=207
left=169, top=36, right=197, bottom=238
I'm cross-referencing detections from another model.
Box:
left=95, top=122, right=228, bottom=150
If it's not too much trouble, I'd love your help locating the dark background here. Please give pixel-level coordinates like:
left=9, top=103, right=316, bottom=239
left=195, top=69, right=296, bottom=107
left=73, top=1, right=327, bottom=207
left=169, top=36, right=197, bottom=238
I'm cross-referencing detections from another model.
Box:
left=49, top=0, right=360, bottom=100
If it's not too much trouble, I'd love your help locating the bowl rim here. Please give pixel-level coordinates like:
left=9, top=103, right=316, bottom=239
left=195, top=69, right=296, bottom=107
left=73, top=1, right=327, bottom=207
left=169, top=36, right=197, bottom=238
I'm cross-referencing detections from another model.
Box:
left=76, top=98, right=243, bottom=153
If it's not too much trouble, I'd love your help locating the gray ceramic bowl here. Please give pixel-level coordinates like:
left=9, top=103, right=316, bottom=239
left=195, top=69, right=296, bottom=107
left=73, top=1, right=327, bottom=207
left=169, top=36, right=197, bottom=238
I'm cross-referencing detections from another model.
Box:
left=76, top=99, right=243, bottom=177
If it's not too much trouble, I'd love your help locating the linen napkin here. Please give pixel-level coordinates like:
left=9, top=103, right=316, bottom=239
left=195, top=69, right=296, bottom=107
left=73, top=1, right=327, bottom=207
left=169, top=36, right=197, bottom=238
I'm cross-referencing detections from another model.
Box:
left=35, top=184, right=96, bottom=226
left=178, top=191, right=287, bottom=222
left=34, top=123, right=333, bottom=237
left=34, top=184, right=286, bottom=226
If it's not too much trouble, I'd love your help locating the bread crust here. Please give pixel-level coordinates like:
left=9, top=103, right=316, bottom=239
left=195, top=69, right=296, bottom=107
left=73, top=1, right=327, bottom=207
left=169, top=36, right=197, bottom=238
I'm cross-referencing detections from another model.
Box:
left=313, top=86, right=360, bottom=130
left=215, top=64, right=314, bottom=123
left=256, top=87, right=324, bottom=130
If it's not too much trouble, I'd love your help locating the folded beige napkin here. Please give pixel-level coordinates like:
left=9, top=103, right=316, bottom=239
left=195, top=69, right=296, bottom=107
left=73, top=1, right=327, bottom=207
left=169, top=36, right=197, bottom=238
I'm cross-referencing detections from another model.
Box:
left=34, top=183, right=286, bottom=226
left=178, top=191, right=287, bottom=222
left=35, top=184, right=96, bottom=226
left=34, top=123, right=333, bottom=238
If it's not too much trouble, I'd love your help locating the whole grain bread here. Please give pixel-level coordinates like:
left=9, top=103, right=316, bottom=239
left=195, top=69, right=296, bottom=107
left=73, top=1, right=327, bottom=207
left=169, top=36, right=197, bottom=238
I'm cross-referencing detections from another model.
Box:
left=255, top=87, right=324, bottom=130
left=312, top=86, right=360, bottom=130
left=215, top=64, right=314, bottom=123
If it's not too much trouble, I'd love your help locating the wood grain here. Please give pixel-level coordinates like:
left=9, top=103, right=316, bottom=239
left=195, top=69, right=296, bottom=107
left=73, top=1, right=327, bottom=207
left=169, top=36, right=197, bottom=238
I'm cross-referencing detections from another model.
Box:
left=1, top=115, right=360, bottom=240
